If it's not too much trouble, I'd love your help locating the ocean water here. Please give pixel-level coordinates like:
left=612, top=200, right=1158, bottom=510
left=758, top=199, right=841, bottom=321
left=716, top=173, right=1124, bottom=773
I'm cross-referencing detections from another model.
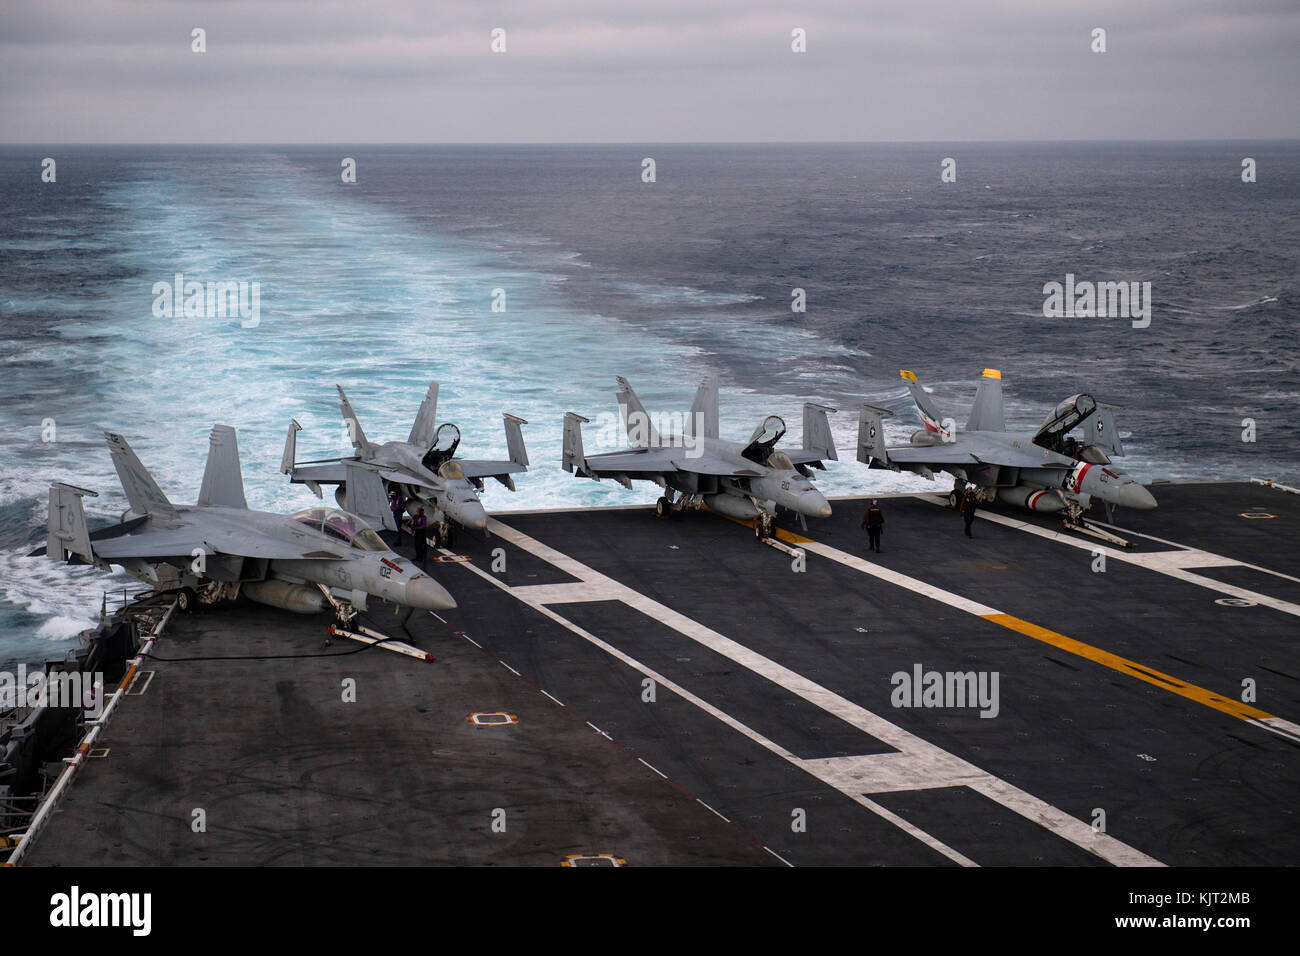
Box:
left=1, top=142, right=1297, bottom=665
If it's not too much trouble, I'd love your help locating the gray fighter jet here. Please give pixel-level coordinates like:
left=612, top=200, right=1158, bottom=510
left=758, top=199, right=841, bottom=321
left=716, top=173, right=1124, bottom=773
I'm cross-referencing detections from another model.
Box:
left=281, top=382, right=528, bottom=541
left=856, top=368, right=1157, bottom=521
left=563, top=376, right=836, bottom=537
left=38, top=426, right=457, bottom=616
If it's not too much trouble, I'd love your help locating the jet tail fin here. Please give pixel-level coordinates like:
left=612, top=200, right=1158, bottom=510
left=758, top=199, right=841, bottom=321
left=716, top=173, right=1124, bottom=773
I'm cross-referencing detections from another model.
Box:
left=616, top=376, right=660, bottom=447
left=504, top=413, right=529, bottom=468
left=408, top=382, right=439, bottom=449
left=198, top=425, right=249, bottom=509
left=105, top=432, right=178, bottom=518
left=562, top=412, right=590, bottom=474
left=966, top=368, right=1006, bottom=432
left=280, top=419, right=301, bottom=474
left=802, top=403, right=838, bottom=461
left=857, top=404, right=894, bottom=465
left=337, top=385, right=375, bottom=459
left=46, top=482, right=98, bottom=564
left=686, top=379, right=719, bottom=440
left=900, top=370, right=951, bottom=439
left=342, top=462, right=395, bottom=531
left=1089, top=404, right=1126, bottom=457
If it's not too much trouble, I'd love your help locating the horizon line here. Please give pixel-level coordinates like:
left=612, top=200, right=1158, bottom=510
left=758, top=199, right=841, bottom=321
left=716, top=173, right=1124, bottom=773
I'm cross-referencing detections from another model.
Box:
left=3, top=138, right=1299, bottom=148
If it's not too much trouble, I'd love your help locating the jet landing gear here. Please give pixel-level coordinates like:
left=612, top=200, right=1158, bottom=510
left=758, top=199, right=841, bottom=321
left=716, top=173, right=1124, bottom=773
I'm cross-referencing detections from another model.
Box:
left=1059, top=501, right=1133, bottom=549
left=315, top=585, right=434, bottom=662
left=948, top=478, right=965, bottom=510
left=655, top=489, right=693, bottom=518
left=755, top=510, right=775, bottom=540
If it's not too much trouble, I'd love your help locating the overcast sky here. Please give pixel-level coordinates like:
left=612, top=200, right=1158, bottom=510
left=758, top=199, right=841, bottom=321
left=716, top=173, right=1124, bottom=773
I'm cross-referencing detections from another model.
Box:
left=2, top=0, right=1297, bottom=143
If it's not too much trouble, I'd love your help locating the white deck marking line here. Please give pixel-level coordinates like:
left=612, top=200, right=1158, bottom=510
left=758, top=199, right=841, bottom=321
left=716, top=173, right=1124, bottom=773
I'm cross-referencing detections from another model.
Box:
left=541, top=690, right=565, bottom=707
left=697, top=800, right=731, bottom=823
left=765, top=846, right=795, bottom=867
left=1251, top=717, right=1300, bottom=745
left=501, top=661, right=521, bottom=677
left=1086, top=517, right=1300, bottom=586
left=638, top=757, right=668, bottom=779
left=858, top=797, right=977, bottom=868
left=509, top=582, right=627, bottom=604
left=462, top=519, right=1161, bottom=867
left=456, top=553, right=975, bottom=867
left=922, top=495, right=1300, bottom=618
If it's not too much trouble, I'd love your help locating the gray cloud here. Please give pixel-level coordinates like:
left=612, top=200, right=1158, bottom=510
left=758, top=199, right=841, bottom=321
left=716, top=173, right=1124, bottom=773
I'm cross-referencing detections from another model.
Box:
left=1, top=0, right=1297, bottom=142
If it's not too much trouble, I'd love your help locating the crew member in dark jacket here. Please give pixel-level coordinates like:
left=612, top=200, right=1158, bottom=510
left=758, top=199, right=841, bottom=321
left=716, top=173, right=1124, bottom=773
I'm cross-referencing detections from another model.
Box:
left=411, top=507, right=429, bottom=566
left=390, top=491, right=407, bottom=545
left=961, top=487, right=978, bottom=538
left=861, top=499, right=884, bottom=553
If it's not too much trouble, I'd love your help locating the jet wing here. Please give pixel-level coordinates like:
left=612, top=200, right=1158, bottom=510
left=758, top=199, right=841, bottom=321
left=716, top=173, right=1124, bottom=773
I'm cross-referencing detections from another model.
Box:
left=371, top=465, right=441, bottom=490
left=583, top=447, right=681, bottom=476
left=296, top=460, right=457, bottom=494
left=93, top=524, right=346, bottom=561
left=288, top=463, right=348, bottom=485
left=667, top=457, right=764, bottom=477
left=884, top=445, right=981, bottom=466
left=585, top=447, right=764, bottom=478
left=785, top=449, right=830, bottom=466
left=458, top=459, right=528, bottom=480
left=289, top=460, right=442, bottom=494
left=886, top=441, right=1058, bottom=469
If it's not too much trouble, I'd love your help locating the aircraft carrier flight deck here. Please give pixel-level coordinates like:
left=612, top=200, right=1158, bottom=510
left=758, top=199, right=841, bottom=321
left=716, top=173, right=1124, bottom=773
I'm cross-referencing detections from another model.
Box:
left=18, top=481, right=1300, bottom=867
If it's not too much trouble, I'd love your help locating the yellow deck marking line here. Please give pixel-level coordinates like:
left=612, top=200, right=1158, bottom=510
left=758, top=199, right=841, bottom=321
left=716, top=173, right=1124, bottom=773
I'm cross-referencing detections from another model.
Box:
left=462, top=520, right=1162, bottom=867
left=734, top=511, right=1294, bottom=739
left=923, top=494, right=1300, bottom=618
left=982, top=614, right=1271, bottom=722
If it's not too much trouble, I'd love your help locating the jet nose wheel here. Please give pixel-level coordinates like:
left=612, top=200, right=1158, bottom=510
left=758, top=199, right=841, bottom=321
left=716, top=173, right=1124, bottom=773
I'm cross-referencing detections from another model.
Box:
left=655, top=496, right=671, bottom=518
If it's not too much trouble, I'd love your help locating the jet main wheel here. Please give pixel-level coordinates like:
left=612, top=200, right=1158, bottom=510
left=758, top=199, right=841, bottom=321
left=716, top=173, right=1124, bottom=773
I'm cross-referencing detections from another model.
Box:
left=655, top=497, right=671, bottom=518
left=948, top=490, right=960, bottom=509
left=177, top=586, right=197, bottom=613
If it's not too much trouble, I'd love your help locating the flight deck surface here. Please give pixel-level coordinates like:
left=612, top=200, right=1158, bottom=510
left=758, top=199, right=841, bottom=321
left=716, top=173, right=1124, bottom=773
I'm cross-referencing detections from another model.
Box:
left=27, top=481, right=1300, bottom=867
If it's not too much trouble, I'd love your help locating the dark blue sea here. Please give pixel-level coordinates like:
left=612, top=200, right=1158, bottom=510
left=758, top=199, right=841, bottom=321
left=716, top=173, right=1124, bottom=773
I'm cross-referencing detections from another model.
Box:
left=1, top=142, right=1297, bottom=663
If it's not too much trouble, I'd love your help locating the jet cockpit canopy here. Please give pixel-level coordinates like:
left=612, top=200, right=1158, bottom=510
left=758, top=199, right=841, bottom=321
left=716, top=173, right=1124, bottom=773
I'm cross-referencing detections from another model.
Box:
left=422, top=422, right=461, bottom=471
left=291, top=506, right=389, bottom=552
left=742, top=415, right=786, bottom=464
left=1033, top=394, right=1097, bottom=457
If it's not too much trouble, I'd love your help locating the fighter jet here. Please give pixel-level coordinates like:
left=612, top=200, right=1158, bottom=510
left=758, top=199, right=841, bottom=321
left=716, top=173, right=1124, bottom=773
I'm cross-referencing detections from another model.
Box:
left=281, top=382, right=529, bottom=543
left=856, top=368, right=1157, bottom=522
left=563, top=376, right=836, bottom=537
left=37, top=425, right=457, bottom=616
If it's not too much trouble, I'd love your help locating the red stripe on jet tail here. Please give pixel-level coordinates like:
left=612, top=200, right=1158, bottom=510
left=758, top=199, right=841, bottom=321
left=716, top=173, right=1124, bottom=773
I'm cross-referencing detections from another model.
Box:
left=1072, top=463, right=1092, bottom=493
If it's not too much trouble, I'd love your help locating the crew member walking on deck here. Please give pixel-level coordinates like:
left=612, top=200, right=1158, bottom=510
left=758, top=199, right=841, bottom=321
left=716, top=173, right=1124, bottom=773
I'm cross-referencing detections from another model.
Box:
left=411, top=507, right=428, bottom=567
left=390, top=490, right=407, bottom=545
left=861, top=499, right=884, bottom=553
left=961, top=486, right=978, bottom=538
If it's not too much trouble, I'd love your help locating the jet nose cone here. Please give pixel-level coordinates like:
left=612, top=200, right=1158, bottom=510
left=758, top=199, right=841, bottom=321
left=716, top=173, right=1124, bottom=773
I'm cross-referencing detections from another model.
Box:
left=799, top=492, right=831, bottom=518
left=450, top=500, right=488, bottom=531
left=405, top=575, right=457, bottom=611
left=1118, top=483, right=1158, bottom=510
